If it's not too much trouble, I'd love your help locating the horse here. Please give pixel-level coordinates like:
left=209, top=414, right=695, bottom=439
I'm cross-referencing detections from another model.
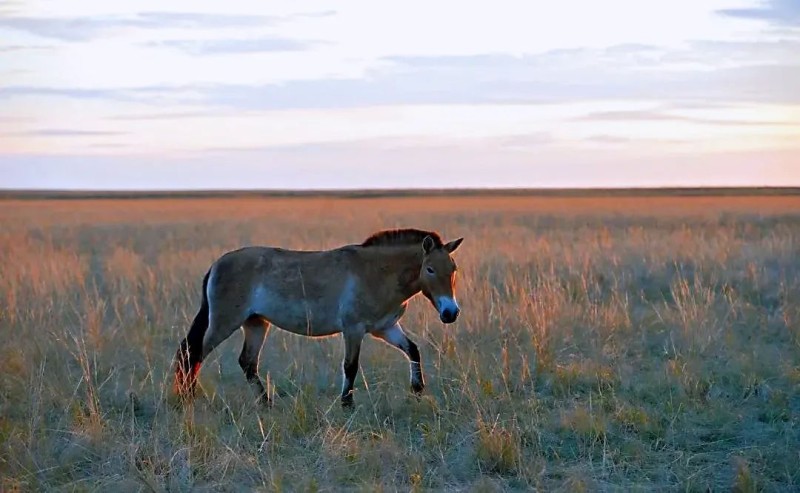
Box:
left=173, top=228, right=464, bottom=407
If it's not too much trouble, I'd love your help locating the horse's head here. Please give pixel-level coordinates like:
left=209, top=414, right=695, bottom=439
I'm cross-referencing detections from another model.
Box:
left=419, top=235, right=463, bottom=324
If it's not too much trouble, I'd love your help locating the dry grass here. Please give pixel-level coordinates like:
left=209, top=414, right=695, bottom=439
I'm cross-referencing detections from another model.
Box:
left=1, top=193, right=799, bottom=492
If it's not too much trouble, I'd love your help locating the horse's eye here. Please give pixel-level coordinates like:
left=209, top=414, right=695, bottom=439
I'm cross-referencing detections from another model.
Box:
left=426, top=266, right=435, bottom=275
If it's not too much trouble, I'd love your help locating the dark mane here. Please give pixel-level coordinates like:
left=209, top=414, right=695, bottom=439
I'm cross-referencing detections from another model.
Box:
left=361, top=228, right=443, bottom=248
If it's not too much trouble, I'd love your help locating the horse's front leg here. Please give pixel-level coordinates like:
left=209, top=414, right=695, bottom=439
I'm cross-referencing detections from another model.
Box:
left=369, top=323, right=424, bottom=395
left=340, top=329, right=364, bottom=408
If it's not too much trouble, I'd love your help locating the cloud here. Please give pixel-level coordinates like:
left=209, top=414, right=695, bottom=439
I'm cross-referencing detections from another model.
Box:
left=717, top=0, right=800, bottom=26
left=15, top=129, right=125, bottom=137
left=87, top=143, right=130, bottom=149
left=132, top=12, right=280, bottom=28
left=666, top=39, right=800, bottom=65
left=167, top=79, right=512, bottom=109
left=493, top=133, right=555, bottom=150
left=0, top=11, right=325, bottom=41
left=382, top=46, right=800, bottom=105
left=107, top=110, right=223, bottom=121
left=584, top=135, right=634, bottom=144
left=583, top=135, right=690, bottom=145
left=285, top=10, right=337, bottom=21
left=0, top=85, right=197, bottom=105
left=0, top=44, right=53, bottom=52
left=0, top=86, right=127, bottom=100
left=3, top=41, right=800, bottom=113
left=383, top=44, right=666, bottom=71
left=0, top=69, right=30, bottom=77
left=384, top=39, right=800, bottom=74
left=0, top=116, right=33, bottom=123
left=148, top=37, right=318, bottom=55
left=661, top=101, right=736, bottom=111
left=0, top=1, right=22, bottom=15
left=578, top=109, right=797, bottom=127
left=603, top=43, right=662, bottom=54
left=4, top=61, right=800, bottom=113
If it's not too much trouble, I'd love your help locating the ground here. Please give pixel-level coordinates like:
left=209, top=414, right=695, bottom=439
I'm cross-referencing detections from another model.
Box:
left=1, top=191, right=799, bottom=492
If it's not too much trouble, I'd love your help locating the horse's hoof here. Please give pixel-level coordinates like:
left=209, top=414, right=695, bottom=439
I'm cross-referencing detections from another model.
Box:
left=411, top=383, right=425, bottom=395
left=341, top=394, right=355, bottom=409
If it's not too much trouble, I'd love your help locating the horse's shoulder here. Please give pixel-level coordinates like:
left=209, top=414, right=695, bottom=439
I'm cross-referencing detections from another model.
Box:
left=332, top=244, right=362, bottom=259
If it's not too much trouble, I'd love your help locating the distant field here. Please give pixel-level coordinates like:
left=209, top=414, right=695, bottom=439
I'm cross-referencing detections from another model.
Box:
left=1, top=193, right=799, bottom=491
left=1, top=186, right=798, bottom=201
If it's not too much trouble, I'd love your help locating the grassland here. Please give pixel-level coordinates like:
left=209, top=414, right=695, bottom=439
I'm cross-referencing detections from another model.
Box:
left=1, top=192, right=799, bottom=492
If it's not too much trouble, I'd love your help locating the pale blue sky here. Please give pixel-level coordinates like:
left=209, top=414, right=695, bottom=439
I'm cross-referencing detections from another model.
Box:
left=1, top=0, right=799, bottom=189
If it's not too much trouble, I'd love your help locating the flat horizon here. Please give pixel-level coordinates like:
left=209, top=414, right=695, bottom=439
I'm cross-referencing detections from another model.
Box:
left=2, top=184, right=798, bottom=199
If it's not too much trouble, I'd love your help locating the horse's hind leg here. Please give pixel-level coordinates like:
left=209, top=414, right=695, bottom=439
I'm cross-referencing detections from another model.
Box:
left=174, top=304, right=208, bottom=397
left=341, top=330, right=364, bottom=408
left=193, top=310, right=246, bottom=394
left=369, top=323, right=425, bottom=395
left=174, top=270, right=211, bottom=398
left=239, top=316, right=271, bottom=405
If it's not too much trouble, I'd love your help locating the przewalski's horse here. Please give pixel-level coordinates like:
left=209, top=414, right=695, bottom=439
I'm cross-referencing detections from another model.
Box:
left=173, top=228, right=463, bottom=407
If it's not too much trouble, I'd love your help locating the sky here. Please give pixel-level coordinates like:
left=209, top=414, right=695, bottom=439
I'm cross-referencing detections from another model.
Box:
left=0, top=0, right=799, bottom=190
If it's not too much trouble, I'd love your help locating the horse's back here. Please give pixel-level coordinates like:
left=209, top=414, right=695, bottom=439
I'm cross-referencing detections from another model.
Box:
left=206, top=244, right=362, bottom=335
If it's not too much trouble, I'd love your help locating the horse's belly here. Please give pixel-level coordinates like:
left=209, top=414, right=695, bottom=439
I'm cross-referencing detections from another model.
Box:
left=250, top=287, right=340, bottom=336
left=271, top=314, right=342, bottom=337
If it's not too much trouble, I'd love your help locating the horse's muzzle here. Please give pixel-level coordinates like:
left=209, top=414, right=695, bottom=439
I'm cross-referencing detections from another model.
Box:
left=440, top=306, right=460, bottom=324
left=435, top=295, right=460, bottom=324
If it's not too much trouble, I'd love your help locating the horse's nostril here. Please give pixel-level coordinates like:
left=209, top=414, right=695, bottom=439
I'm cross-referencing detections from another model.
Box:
left=441, top=308, right=459, bottom=323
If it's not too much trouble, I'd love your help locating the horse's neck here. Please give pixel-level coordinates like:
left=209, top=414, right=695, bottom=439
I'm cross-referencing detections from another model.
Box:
left=363, top=246, right=422, bottom=304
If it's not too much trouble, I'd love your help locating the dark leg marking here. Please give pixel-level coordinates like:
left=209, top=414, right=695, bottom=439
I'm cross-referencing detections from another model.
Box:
left=407, top=338, right=424, bottom=394
left=174, top=287, right=209, bottom=397
left=341, top=332, right=363, bottom=408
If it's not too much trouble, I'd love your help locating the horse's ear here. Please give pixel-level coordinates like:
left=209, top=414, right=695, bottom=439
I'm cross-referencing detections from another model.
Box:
left=444, top=237, right=463, bottom=253
left=422, top=235, right=436, bottom=254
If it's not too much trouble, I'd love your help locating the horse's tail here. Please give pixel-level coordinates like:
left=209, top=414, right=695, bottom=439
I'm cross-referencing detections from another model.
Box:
left=174, top=268, right=211, bottom=394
